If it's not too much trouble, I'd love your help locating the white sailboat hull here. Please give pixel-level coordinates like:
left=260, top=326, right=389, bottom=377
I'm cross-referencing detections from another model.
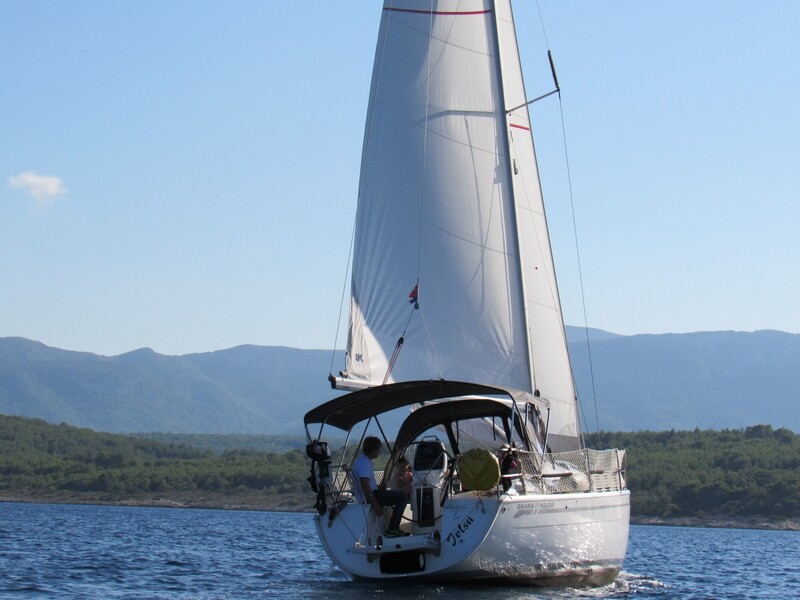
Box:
left=316, top=489, right=630, bottom=585
left=451, top=491, right=630, bottom=585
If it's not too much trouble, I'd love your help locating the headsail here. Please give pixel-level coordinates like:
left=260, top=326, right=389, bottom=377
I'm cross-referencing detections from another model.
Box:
left=339, top=0, right=579, bottom=451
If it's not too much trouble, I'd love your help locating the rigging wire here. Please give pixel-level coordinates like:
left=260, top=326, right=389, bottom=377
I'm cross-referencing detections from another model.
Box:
left=381, top=304, right=415, bottom=385
left=534, top=0, right=551, bottom=49
left=329, top=219, right=357, bottom=376
left=557, top=98, right=602, bottom=433
left=524, top=0, right=600, bottom=437
left=533, top=0, right=601, bottom=433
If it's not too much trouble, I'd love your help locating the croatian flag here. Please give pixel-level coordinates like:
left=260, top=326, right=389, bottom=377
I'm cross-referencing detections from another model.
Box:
left=408, top=283, right=419, bottom=306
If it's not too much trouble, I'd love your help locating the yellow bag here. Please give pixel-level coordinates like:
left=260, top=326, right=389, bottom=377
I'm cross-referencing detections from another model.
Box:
left=458, top=448, right=500, bottom=491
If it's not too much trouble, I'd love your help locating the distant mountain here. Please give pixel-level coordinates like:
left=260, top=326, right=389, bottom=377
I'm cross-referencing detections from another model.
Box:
left=565, top=326, right=624, bottom=345
left=0, top=337, right=342, bottom=434
left=568, top=328, right=800, bottom=432
left=0, top=329, right=798, bottom=434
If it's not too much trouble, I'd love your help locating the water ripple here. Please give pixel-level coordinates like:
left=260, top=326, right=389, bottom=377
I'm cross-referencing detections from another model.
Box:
left=1, top=503, right=799, bottom=599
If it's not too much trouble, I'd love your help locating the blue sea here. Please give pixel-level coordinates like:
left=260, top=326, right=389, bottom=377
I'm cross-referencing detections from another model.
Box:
left=1, top=502, right=798, bottom=599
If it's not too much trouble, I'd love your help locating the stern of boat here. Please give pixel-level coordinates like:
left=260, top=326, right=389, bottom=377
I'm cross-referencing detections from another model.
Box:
left=315, top=493, right=502, bottom=580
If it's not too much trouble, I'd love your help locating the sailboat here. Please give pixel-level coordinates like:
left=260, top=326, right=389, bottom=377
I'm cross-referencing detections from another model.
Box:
left=304, top=0, right=629, bottom=585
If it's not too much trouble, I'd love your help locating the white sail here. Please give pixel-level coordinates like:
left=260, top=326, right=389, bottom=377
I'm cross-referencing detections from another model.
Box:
left=342, top=0, right=579, bottom=450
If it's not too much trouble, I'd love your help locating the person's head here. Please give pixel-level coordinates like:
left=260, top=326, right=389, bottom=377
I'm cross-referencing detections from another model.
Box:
left=362, top=436, right=382, bottom=458
left=397, top=455, right=410, bottom=470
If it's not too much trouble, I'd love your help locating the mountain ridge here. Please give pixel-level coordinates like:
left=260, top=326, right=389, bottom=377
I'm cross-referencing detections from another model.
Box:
left=1, top=328, right=798, bottom=434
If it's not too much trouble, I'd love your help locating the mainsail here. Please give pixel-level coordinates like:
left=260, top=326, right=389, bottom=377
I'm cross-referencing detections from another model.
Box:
left=340, top=0, right=579, bottom=451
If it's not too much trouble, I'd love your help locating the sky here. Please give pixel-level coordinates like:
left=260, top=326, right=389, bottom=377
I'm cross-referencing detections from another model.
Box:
left=2, top=2, right=799, bottom=357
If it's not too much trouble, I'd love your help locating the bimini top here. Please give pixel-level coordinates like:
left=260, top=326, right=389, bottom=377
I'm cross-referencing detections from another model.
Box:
left=303, top=379, right=548, bottom=432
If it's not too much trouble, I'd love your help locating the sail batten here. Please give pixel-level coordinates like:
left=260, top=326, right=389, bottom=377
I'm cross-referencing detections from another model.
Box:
left=342, top=0, right=579, bottom=450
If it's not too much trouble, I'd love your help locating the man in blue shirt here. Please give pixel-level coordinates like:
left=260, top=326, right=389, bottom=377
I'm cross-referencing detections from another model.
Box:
left=352, top=436, right=409, bottom=537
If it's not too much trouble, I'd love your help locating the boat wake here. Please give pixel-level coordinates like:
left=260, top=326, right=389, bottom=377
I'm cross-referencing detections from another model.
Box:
left=567, top=571, right=668, bottom=598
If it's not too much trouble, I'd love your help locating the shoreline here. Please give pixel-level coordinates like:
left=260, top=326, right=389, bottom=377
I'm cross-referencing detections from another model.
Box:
left=3, top=493, right=798, bottom=530
left=631, top=515, right=800, bottom=531
left=0, top=492, right=312, bottom=514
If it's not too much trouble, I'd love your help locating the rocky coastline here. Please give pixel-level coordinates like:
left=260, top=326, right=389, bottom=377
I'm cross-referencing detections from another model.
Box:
left=631, top=515, right=800, bottom=531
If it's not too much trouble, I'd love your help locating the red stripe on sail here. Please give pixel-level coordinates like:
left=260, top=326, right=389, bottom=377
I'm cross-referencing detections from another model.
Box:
left=510, top=123, right=530, bottom=131
left=384, top=8, right=492, bottom=16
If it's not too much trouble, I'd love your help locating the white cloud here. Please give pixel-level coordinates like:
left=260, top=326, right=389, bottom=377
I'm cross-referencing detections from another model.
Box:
left=8, top=171, right=68, bottom=212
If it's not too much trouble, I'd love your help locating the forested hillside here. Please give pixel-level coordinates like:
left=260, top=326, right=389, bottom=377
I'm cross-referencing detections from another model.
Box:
left=0, top=415, right=307, bottom=508
left=587, top=425, right=800, bottom=518
left=2, top=415, right=799, bottom=521
left=134, top=433, right=310, bottom=455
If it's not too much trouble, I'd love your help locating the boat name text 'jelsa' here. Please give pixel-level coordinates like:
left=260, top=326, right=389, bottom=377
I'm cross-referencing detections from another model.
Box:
left=446, top=515, right=475, bottom=546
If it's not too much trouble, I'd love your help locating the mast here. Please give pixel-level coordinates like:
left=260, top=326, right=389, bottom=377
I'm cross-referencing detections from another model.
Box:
left=493, top=0, right=580, bottom=451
